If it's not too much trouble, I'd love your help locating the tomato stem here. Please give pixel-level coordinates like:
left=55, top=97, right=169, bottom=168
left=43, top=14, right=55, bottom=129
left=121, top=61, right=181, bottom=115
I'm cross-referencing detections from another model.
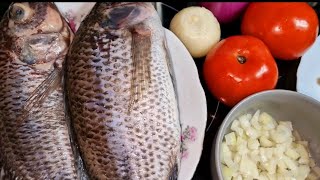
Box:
left=237, top=56, right=246, bottom=64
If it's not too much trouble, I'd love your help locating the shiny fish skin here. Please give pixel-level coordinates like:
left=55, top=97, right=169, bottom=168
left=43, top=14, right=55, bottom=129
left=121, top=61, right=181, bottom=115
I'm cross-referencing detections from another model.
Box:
left=65, top=2, right=181, bottom=180
left=0, top=2, right=78, bottom=179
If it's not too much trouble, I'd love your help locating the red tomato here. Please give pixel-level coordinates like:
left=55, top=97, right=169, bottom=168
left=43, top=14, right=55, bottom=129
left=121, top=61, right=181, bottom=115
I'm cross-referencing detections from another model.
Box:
left=203, top=35, right=279, bottom=107
left=241, top=2, right=319, bottom=60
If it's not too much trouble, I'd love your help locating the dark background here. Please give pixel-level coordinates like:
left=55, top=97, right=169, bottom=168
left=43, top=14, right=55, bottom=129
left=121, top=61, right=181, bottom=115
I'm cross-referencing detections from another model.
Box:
left=1, top=2, right=319, bottom=180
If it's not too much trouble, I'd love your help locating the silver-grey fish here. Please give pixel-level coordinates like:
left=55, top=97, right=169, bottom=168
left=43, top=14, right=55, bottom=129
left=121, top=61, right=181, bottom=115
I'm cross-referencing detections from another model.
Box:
left=0, top=2, right=78, bottom=179
left=65, top=2, right=181, bottom=180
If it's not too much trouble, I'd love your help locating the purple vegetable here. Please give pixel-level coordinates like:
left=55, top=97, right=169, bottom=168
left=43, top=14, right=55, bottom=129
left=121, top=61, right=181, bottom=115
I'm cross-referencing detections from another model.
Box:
left=199, top=2, right=249, bottom=24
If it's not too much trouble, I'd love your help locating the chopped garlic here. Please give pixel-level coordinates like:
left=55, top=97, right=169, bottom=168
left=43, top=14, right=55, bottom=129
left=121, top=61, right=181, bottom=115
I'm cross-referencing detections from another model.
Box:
left=231, top=120, right=240, bottom=132
left=279, top=121, right=293, bottom=131
left=293, top=130, right=302, bottom=141
left=221, top=165, right=233, bottom=180
left=245, top=127, right=260, bottom=139
left=277, top=159, right=288, bottom=174
left=248, top=138, right=259, bottom=150
left=225, top=132, right=237, bottom=146
left=259, top=136, right=274, bottom=147
left=270, top=124, right=292, bottom=143
left=249, top=150, right=260, bottom=163
left=263, top=159, right=277, bottom=175
left=296, top=144, right=310, bottom=160
left=295, top=165, right=311, bottom=179
left=259, top=112, right=276, bottom=130
left=285, top=148, right=300, bottom=160
left=266, top=172, right=277, bottom=180
left=221, top=142, right=233, bottom=166
left=283, top=156, right=298, bottom=171
left=220, top=110, right=318, bottom=179
left=239, top=114, right=251, bottom=130
left=250, top=110, right=261, bottom=130
left=239, top=155, right=259, bottom=178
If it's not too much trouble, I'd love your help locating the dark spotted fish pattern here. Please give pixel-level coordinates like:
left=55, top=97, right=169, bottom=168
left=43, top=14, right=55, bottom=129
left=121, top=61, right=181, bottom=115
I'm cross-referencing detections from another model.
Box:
left=65, top=2, right=181, bottom=180
left=0, top=2, right=78, bottom=179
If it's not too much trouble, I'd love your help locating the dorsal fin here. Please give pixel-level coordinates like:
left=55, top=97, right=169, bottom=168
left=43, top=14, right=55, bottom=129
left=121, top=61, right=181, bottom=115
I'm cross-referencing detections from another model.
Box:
left=128, top=26, right=152, bottom=114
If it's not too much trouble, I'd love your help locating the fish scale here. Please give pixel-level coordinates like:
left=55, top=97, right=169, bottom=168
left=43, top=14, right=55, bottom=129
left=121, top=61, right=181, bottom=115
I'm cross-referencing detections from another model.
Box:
left=66, top=2, right=181, bottom=180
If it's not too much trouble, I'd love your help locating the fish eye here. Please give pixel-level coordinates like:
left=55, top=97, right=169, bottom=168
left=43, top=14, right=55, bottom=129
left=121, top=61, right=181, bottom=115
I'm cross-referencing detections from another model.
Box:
left=9, top=3, right=31, bottom=22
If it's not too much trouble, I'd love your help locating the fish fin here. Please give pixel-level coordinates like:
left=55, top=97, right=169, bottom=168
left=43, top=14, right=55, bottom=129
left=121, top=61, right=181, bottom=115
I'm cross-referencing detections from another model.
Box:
left=168, top=163, right=179, bottom=180
left=128, top=27, right=152, bottom=114
left=167, top=148, right=181, bottom=180
left=20, top=67, right=62, bottom=120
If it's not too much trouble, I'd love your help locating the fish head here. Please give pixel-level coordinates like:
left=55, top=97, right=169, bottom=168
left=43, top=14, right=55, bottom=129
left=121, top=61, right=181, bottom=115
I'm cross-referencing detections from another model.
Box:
left=97, top=2, right=155, bottom=30
left=3, top=2, right=73, bottom=69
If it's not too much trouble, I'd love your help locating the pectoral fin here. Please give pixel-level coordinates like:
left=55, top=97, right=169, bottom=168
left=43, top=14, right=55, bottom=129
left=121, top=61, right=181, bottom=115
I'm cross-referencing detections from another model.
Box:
left=18, top=68, right=62, bottom=122
left=23, top=68, right=62, bottom=112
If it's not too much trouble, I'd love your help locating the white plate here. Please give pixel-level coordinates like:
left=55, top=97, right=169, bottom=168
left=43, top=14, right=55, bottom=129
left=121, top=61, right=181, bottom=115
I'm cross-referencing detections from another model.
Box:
left=165, top=29, right=207, bottom=180
left=55, top=3, right=207, bottom=180
left=297, top=35, right=320, bottom=102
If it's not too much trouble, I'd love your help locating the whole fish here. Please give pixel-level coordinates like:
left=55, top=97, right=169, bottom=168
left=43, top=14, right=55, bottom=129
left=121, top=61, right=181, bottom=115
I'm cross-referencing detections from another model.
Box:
left=0, top=2, right=78, bottom=179
left=65, top=2, right=181, bottom=180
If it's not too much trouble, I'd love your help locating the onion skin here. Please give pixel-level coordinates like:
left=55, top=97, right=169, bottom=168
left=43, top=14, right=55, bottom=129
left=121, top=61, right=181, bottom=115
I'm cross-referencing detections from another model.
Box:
left=199, top=2, right=249, bottom=24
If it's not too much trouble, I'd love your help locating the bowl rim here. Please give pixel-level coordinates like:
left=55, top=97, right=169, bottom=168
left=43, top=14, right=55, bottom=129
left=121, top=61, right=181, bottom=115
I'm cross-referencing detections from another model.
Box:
left=211, top=89, right=320, bottom=179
